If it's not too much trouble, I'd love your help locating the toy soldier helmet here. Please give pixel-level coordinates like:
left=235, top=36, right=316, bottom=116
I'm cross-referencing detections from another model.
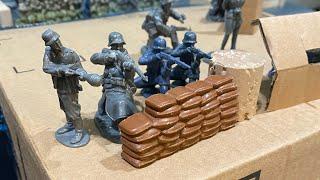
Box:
left=108, top=32, right=126, bottom=46
left=42, top=29, right=60, bottom=46
left=153, top=37, right=167, bottom=50
left=182, top=31, right=197, bottom=44
left=160, top=0, right=173, bottom=6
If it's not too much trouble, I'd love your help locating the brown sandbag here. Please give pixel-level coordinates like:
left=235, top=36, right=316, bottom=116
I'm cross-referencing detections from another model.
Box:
left=147, top=115, right=179, bottom=130
left=121, top=128, right=161, bottom=143
left=121, top=152, right=158, bottom=168
left=166, top=86, right=196, bottom=104
left=221, top=119, right=237, bottom=131
left=162, top=122, right=185, bottom=135
left=202, top=116, right=220, bottom=127
left=218, top=90, right=238, bottom=104
left=119, top=113, right=152, bottom=136
left=145, top=94, right=177, bottom=112
left=185, top=80, right=213, bottom=96
left=158, top=133, right=180, bottom=144
left=179, top=107, right=201, bottom=121
left=201, top=90, right=218, bottom=106
left=181, top=124, right=202, bottom=138
left=221, top=107, right=238, bottom=119
left=159, top=146, right=180, bottom=159
left=217, top=83, right=237, bottom=95
left=186, top=114, right=204, bottom=127
left=220, top=99, right=238, bottom=111
left=121, top=137, right=159, bottom=154
left=221, top=114, right=239, bottom=124
left=122, top=145, right=164, bottom=160
left=205, top=75, right=233, bottom=89
left=201, top=99, right=220, bottom=115
left=182, top=131, right=201, bottom=148
left=181, top=96, right=202, bottom=110
left=202, top=121, right=221, bottom=132
left=145, top=105, right=181, bottom=118
left=165, top=138, right=185, bottom=150
left=201, top=127, right=220, bottom=140
left=204, top=108, right=221, bottom=120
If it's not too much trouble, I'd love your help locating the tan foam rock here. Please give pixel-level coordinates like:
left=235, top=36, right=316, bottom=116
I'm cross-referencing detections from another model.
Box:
left=211, top=50, right=265, bottom=121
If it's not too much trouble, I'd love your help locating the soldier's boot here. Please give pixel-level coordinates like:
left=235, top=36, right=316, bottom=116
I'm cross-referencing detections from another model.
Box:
left=70, top=129, right=84, bottom=144
left=95, top=115, right=121, bottom=144
left=56, top=121, right=74, bottom=134
left=141, top=87, right=159, bottom=98
left=221, top=34, right=230, bottom=50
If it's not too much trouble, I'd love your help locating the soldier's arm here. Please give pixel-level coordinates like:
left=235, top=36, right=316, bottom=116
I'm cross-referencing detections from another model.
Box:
left=90, top=52, right=112, bottom=65
left=138, top=51, right=158, bottom=65
left=154, top=15, right=171, bottom=36
left=170, top=9, right=186, bottom=23
left=171, top=46, right=186, bottom=57
left=42, top=47, right=62, bottom=76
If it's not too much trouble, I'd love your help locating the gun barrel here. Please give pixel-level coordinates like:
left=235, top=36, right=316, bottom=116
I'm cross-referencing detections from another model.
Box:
left=159, top=52, right=191, bottom=69
left=134, top=65, right=148, bottom=82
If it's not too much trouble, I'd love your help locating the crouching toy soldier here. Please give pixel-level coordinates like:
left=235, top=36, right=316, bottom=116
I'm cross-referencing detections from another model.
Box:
left=221, top=0, right=245, bottom=50
left=90, top=32, right=146, bottom=143
left=142, top=0, right=186, bottom=49
left=42, top=29, right=90, bottom=148
left=135, top=37, right=190, bottom=98
left=171, top=31, right=213, bottom=86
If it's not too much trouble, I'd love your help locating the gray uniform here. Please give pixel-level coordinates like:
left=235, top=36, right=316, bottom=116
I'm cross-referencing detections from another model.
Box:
left=90, top=48, right=137, bottom=143
left=142, top=7, right=185, bottom=48
left=221, top=0, right=245, bottom=50
left=43, top=46, right=84, bottom=130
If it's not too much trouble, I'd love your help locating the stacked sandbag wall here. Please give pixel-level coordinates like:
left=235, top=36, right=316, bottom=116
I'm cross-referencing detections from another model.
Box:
left=119, top=75, right=239, bottom=168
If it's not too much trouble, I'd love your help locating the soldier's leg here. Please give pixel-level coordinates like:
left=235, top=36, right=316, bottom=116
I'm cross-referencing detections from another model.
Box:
left=170, top=31, right=179, bottom=48
left=56, top=93, right=75, bottom=134
left=135, top=76, right=157, bottom=98
left=61, top=93, right=85, bottom=144
left=159, top=84, right=170, bottom=94
left=171, top=67, right=187, bottom=87
left=221, top=33, right=230, bottom=50
left=231, top=23, right=241, bottom=49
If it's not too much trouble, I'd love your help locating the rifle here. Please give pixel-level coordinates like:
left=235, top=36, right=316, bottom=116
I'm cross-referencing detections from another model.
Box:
left=188, top=47, right=213, bottom=65
left=158, top=52, right=191, bottom=69
left=171, top=25, right=192, bottom=32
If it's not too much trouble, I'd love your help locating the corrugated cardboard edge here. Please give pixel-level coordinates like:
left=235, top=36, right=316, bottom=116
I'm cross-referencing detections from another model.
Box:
left=255, top=12, right=320, bottom=111
left=239, top=0, right=263, bottom=35
left=0, top=82, right=50, bottom=180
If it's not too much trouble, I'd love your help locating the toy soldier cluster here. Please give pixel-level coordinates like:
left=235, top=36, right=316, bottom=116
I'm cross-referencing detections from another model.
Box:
left=221, top=0, right=245, bottom=50
left=142, top=0, right=187, bottom=49
left=41, top=0, right=246, bottom=146
left=206, top=0, right=225, bottom=22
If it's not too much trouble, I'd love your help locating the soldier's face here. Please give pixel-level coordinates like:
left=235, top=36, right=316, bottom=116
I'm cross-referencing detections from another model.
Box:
left=50, top=39, right=63, bottom=51
left=185, top=43, right=195, bottom=47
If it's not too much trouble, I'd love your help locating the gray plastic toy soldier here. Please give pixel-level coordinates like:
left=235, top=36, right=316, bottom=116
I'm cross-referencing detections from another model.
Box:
left=221, top=0, right=245, bottom=50
left=90, top=32, right=147, bottom=143
left=206, top=0, right=225, bottom=22
left=134, top=37, right=190, bottom=98
left=171, top=31, right=213, bottom=86
left=142, top=0, right=187, bottom=49
left=42, top=29, right=90, bottom=148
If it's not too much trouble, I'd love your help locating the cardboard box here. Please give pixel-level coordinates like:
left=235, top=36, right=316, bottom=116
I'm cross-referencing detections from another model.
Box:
left=256, top=12, right=320, bottom=111
left=240, top=0, right=263, bottom=35
left=0, top=1, right=13, bottom=28
left=1, top=5, right=318, bottom=180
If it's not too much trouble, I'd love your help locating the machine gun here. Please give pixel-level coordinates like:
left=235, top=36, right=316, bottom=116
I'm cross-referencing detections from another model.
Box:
left=158, top=52, right=191, bottom=69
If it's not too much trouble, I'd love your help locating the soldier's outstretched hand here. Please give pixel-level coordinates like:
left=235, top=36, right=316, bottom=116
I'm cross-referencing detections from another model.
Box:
left=179, top=14, right=186, bottom=23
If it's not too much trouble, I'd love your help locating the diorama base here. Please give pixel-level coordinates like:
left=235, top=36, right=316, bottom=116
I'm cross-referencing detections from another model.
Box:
left=55, top=129, right=90, bottom=148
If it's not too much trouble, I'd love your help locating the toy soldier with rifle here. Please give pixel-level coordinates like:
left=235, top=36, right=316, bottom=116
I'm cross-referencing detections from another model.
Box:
left=42, top=29, right=91, bottom=148
left=142, top=0, right=187, bottom=49
left=171, top=31, right=213, bottom=86
left=90, top=32, right=147, bottom=143
left=221, top=0, right=245, bottom=50
left=134, top=37, right=190, bottom=98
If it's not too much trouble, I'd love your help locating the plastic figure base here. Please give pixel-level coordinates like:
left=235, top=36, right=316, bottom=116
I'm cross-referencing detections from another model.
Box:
left=55, top=129, right=90, bottom=148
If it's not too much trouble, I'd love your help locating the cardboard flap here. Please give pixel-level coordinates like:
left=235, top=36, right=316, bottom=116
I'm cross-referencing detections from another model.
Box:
left=258, top=12, right=320, bottom=71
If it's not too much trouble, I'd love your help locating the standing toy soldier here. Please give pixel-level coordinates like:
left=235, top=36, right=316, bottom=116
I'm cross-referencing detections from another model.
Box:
left=171, top=31, right=213, bottom=86
left=142, top=0, right=187, bottom=49
left=206, top=0, right=225, bottom=22
left=134, top=37, right=190, bottom=98
left=221, top=0, right=245, bottom=50
left=42, top=29, right=90, bottom=148
left=90, top=32, right=147, bottom=143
